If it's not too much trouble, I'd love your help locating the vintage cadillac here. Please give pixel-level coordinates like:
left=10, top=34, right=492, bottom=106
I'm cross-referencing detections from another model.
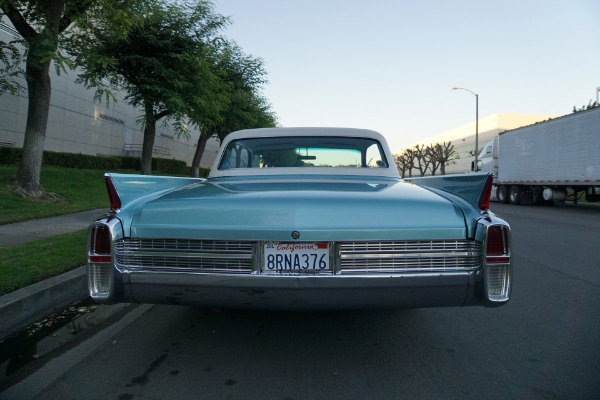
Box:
left=88, top=128, right=512, bottom=310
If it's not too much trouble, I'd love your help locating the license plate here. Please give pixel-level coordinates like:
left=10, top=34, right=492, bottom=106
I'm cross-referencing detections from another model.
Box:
left=263, top=242, right=330, bottom=274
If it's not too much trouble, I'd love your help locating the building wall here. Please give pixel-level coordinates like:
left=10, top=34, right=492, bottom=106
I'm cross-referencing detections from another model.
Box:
left=0, top=21, right=220, bottom=169
left=402, top=113, right=558, bottom=175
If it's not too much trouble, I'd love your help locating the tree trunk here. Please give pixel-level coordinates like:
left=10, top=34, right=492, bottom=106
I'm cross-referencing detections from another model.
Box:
left=417, top=160, right=426, bottom=177
left=140, top=105, right=156, bottom=175
left=430, top=162, right=438, bottom=176
left=191, top=127, right=214, bottom=177
left=15, top=54, right=52, bottom=196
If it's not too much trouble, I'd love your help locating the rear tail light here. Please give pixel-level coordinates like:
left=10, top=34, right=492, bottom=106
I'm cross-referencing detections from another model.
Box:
left=486, top=226, right=510, bottom=263
left=88, top=224, right=113, bottom=298
left=484, top=225, right=511, bottom=302
left=90, top=225, right=111, bottom=262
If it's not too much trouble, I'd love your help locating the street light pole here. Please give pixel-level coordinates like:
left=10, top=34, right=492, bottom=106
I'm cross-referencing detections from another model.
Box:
left=452, top=87, right=479, bottom=170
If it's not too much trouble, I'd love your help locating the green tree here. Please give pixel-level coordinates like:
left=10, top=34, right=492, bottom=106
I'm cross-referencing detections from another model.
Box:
left=1, top=1, right=98, bottom=195
left=190, top=42, right=276, bottom=177
left=0, top=33, right=21, bottom=95
left=73, top=0, right=229, bottom=175
left=0, top=0, right=145, bottom=195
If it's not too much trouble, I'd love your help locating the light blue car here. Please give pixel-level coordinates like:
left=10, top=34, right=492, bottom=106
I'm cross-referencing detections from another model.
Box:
left=88, top=128, right=512, bottom=310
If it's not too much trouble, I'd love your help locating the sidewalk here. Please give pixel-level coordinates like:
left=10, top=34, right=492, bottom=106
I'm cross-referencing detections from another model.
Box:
left=0, top=209, right=108, bottom=248
left=0, top=209, right=108, bottom=338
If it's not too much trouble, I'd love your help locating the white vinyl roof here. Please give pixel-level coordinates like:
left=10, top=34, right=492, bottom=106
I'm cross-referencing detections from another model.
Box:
left=208, top=127, right=400, bottom=179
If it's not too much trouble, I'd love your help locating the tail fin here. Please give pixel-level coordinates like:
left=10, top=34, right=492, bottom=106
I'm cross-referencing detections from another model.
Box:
left=104, top=173, right=203, bottom=212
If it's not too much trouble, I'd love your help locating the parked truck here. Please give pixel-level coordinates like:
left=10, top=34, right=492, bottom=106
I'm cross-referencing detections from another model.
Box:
left=477, top=107, right=600, bottom=205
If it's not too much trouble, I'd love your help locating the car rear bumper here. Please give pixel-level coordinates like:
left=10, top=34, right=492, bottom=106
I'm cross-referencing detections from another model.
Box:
left=97, top=269, right=493, bottom=310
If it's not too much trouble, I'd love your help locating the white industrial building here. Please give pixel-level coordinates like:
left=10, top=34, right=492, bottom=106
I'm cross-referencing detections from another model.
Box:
left=402, top=113, right=558, bottom=174
left=0, top=20, right=220, bottom=169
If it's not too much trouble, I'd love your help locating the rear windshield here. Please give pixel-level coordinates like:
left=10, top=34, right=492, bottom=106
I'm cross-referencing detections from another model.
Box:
left=218, top=136, right=388, bottom=170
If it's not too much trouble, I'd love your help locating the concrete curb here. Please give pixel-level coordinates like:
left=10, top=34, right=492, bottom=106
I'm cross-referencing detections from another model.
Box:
left=0, top=266, right=88, bottom=339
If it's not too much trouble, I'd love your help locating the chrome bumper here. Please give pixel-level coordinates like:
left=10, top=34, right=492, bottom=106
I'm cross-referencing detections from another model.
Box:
left=103, top=269, right=494, bottom=310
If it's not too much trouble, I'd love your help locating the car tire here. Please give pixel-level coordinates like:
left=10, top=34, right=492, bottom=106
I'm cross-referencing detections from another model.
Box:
left=497, top=186, right=509, bottom=204
left=509, top=186, right=521, bottom=205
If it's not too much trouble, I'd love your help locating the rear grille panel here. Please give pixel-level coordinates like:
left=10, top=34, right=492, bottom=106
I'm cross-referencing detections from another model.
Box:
left=339, top=240, right=482, bottom=273
left=114, top=239, right=254, bottom=274
left=114, top=238, right=482, bottom=275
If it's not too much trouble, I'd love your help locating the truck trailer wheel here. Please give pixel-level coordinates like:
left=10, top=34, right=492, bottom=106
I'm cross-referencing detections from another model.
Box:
left=509, top=186, right=521, bottom=205
left=497, top=186, right=509, bottom=204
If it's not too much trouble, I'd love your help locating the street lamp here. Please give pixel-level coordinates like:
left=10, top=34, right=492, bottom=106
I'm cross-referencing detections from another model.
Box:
left=452, top=87, right=479, bottom=170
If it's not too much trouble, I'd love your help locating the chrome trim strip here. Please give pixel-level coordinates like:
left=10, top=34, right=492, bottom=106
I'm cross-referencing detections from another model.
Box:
left=119, top=251, right=252, bottom=259
left=129, top=270, right=471, bottom=280
left=339, top=240, right=480, bottom=251
left=341, top=251, right=478, bottom=259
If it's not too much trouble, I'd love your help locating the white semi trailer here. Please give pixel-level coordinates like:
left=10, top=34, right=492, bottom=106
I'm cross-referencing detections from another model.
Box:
left=477, top=107, right=600, bottom=205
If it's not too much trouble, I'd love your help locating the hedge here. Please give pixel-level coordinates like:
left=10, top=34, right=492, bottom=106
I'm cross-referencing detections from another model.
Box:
left=0, top=147, right=210, bottom=177
left=0, top=147, right=20, bottom=165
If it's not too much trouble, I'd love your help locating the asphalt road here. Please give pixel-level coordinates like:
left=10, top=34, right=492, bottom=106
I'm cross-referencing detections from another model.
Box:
left=2, top=204, right=599, bottom=400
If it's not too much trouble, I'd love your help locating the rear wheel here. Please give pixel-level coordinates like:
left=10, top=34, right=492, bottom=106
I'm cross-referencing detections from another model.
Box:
left=509, top=186, right=521, bottom=205
left=497, top=186, right=509, bottom=204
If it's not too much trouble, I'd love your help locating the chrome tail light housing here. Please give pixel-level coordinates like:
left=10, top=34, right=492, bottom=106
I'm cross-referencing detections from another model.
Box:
left=87, top=217, right=122, bottom=300
left=483, top=223, right=512, bottom=303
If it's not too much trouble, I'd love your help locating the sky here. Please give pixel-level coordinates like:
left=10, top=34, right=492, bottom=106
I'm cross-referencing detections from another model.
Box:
left=212, top=0, right=600, bottom=153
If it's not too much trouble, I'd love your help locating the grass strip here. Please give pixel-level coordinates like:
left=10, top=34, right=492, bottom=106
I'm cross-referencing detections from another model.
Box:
left=0, top=229, right=88, bottom=296
left=0, top=166, right=108, bottom=225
